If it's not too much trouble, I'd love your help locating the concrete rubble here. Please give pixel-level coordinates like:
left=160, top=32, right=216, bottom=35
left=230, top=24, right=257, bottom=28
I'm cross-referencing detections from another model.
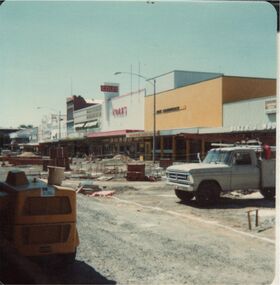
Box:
left=62, top=154, right=166, bottom=197
left=0, top=151, right=275, bottom=232
left=0, top=151, right=164, bottom=197
left=0, top=149, right=276, bottom=285
left=69, top=154, right=164, bottom=182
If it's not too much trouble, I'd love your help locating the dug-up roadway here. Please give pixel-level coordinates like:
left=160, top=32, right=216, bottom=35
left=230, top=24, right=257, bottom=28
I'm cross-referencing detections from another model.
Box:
left=55, top=179, right=276, bottom=285
left=2, top=179, right=275, bottom=285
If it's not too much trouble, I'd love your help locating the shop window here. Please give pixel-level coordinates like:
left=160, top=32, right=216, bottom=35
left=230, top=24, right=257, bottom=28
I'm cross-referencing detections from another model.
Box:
left=163, top=137, right=172, bottom=149
left=156, top=139, right=160, bottom=150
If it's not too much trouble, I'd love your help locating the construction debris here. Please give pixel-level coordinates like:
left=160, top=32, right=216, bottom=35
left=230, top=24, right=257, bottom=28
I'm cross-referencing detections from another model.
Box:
left=97, top=176, right=114, bottom=181
left=48, top=146, right=70, bottom=171
left=112, top=154, right=134, bottom=163
left=0, top=153, right=165, bottom=195
left=90, top=190, right=115, bottom=197
left=146, top=176, right=160, bottom=182
left=76, top=181, right=115, bottom=197
left=66, top=154, right=166, bottom=183
left=17, top=152, right=39, bottom=157
left=76, top=181, right=102, bottom=195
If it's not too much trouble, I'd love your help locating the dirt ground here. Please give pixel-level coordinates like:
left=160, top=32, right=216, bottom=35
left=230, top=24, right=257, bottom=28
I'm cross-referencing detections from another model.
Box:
left=57, top=179, right=275, bottom=285
left=0, top=167, right=276, bottom=284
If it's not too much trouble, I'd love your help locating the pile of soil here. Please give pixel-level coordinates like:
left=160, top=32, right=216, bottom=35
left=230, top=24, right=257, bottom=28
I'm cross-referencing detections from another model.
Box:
left=17, top=152, right=39, bottom=157
left=112, top=154, right=134, bottom=162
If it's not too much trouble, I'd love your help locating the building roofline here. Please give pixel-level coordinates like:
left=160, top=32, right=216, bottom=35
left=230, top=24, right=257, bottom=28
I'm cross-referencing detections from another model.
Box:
left=146, top=70, right=276, bottom=82
left=145, top=73, right=276, bottom=97
left=145, top=75, right=223, bottom=97
left=223, top=75, right=276, bottom=81
left=147, top=70, right=224, bottom=80
left=73, top=102, right=103, bottom=112
left=224, top=95, right=276, bottom=105
left=112, top=89, right=146, bottom=101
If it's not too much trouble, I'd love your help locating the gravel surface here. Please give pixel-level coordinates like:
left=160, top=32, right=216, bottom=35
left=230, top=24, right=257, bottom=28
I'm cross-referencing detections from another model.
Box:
left=53, top=180, right=275, bottom=285
left=0, top=178, right=275, bottom=284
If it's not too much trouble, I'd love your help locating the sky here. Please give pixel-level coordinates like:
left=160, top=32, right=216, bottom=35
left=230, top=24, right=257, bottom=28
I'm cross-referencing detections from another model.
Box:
left=0, top=0, right=277, bottom=128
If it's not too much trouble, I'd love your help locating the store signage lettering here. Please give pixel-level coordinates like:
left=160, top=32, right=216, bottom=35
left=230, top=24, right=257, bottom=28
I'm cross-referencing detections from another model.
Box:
left=113, top=106, right=127, bottom=116
left=126, top=131, right=160, bottom=138
left=265, top=99, right=276, bottom=113
left=101, top=85, right=119, bottom=93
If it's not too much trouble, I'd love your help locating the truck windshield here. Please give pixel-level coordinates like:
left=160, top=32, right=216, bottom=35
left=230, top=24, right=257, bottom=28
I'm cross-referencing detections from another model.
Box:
left=203, top=150, right=231, bottom=164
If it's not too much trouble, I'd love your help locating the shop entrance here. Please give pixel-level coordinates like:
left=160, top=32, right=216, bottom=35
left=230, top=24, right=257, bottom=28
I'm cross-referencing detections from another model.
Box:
left=189, top=140, right=201, bottom=162
left=175, top=137, right=186, bottom=161
left=145, top=141, right=152, bottom=161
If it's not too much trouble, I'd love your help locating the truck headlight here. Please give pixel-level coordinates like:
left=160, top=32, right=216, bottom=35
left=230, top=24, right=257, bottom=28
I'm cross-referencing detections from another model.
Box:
left=186, top=173, right=194, bottom=183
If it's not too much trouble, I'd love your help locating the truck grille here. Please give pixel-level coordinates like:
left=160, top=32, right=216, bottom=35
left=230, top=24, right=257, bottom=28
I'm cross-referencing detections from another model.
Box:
left=167, top=171, right=189, bottom=181
left=23, top=197, right=71, bottom=216
left=21, top=224, right=71, bottom=245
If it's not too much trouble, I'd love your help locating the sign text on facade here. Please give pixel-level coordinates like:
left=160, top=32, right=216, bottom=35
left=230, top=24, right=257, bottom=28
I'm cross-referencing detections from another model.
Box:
left=101, top=85, right=119, bottom=93
left=113, top=106, right=127, bottom=117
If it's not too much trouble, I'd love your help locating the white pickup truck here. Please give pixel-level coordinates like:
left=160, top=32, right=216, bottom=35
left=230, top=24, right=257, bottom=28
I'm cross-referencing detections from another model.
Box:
left=166, top=146, right=276, bottom=206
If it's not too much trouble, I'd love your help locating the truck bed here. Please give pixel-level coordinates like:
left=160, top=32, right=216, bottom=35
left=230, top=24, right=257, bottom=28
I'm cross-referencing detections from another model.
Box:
left=261, top=159, right=276, bottom=188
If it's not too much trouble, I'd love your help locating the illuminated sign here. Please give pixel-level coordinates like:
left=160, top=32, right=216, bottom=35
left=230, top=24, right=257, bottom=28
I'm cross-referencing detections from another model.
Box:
left=101, top=85, right=119, bottom=93
left=112, top=106, right=127, bottom=116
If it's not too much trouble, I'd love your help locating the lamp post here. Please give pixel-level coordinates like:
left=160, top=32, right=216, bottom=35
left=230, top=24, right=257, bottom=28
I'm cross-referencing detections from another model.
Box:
left=114, top=71, right=157, bottom=164
left=37, top=107, right=62, bottom=140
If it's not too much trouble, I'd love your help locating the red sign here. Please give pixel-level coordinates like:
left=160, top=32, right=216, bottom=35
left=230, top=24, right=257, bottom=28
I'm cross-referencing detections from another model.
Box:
left=113, top=106, right=127, bottom=116
left=101, top=85, right=119, bottom=93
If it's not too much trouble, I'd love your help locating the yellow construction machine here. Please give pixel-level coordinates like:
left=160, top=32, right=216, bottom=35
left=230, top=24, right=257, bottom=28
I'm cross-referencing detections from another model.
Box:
left=0, top=170, right=79, bottom=263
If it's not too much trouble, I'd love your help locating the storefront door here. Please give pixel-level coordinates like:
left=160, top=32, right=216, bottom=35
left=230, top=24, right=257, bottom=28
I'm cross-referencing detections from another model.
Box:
left=145, top=142, right=151, bottom=160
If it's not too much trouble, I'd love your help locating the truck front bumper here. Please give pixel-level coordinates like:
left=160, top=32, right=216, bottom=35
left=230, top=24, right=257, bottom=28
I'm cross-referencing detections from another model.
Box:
left=166, top=181, right=194, bottom=192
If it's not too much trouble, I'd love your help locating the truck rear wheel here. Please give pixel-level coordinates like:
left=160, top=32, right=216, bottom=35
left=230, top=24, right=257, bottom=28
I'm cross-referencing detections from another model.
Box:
left=260, top=188, right=275, bottom=200
left=195, top=181, right=220, bottom=206
left=175, top=189, right=194, bottom=202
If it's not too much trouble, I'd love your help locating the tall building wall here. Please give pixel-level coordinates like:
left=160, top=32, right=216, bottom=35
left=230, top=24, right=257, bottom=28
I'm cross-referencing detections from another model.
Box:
left=146, top=70, right=223, bottom=96
left=144, top=74, right=276, bottom=133
left=222, top=76, right=276, bottom=103
left=102, top=89, right=145, bottom=132
left=145, top=77, right=223, bottom=131
left=223, top=96, right=276, bottom=130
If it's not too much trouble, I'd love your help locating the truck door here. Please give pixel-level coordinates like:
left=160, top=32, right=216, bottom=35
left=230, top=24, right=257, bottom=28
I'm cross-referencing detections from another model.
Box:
left=230, top=151, right=259, bottom=190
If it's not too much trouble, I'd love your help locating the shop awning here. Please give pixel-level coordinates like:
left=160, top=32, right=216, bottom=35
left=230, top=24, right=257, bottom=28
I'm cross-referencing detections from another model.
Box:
left=75, top=122, right=86, bottom=129
left=87, top=129, right=143, bottom=138
left=85, top=120, right=98, bottom=128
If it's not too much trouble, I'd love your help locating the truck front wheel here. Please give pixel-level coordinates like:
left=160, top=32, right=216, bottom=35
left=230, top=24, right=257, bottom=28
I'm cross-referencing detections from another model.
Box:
left=195, top=181, right=220, bottom=206
left=260, top=188, right=275, bottom=200
left=175, top=189, right=194, bottom=202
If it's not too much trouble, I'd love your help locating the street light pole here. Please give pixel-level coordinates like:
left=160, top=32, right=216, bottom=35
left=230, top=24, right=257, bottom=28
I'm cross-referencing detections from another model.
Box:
left=153, top=79, right=156, bottom=164
left=58, top=110, right=61, bottom=140
left=114, top=71, right=157, bottom=164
